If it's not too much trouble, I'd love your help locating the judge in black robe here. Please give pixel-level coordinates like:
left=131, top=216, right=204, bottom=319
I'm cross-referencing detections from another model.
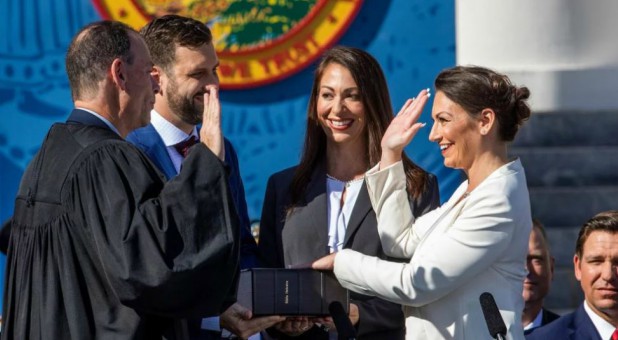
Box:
left=1, top=108, right=240, bottom=339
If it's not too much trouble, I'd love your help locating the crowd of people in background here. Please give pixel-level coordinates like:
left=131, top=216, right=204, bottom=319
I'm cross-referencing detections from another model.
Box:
left=0, top=14, right=616, bottom=340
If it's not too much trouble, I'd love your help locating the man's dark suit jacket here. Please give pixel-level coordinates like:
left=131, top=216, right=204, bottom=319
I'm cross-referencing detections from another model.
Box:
left=542, top=308, right=561, bottom=325
left=258, top=164, right=440, bottom=339
left=524, top=308, right=561, bottom=335
left=526, top=304, right=602, bottom=340
left=127, top=123, right=259, bottom=269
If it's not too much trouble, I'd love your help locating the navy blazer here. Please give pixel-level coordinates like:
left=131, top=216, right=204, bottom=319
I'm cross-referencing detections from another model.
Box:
left=127, top=123, right=259, bottom=269
left=258, top=163, right=440, bottom=339
left=526, top=304, right=602, bottom=340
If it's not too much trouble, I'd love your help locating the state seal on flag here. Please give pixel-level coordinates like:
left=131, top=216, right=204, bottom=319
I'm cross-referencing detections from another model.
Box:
left=93, top=0, right=363, bottom=89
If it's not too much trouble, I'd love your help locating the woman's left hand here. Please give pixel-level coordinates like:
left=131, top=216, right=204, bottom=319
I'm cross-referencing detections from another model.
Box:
left=311, top=253, right=337, bottom=271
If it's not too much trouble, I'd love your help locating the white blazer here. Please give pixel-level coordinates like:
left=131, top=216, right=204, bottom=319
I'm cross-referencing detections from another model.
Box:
left=334, top=159, right=531, bottom=340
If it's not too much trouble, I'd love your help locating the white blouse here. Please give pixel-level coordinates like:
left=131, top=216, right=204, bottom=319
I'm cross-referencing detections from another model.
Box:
left=326, top=176, right=364, bottom=252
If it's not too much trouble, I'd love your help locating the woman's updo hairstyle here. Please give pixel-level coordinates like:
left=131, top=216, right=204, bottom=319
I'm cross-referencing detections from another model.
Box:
left=434, top=65, right=531, bottom=141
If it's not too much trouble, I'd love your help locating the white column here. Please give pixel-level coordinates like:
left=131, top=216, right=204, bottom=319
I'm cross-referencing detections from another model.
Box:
left=456, top=0, right=618, bottom=112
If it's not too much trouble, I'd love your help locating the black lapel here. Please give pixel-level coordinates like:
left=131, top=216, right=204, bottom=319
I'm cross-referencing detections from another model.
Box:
left=66, top=109, right=113, bottom=131
left=281, top=161, right=331, bottom=265
left=541, top=308, right=559, bottom=325
left=343, top=182, right=372, bottom=246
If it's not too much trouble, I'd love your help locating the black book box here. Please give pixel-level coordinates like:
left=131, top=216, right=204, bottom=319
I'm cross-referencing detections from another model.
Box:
left=237, top=268, right=349, bottom=316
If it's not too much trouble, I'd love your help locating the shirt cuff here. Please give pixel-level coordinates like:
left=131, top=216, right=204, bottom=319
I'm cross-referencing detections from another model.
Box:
left=201, top=316, right=221, bottom=331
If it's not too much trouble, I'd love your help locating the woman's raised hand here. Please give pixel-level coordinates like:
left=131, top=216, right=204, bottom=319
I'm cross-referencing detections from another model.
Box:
left=380, top=89, right=431, bottom=168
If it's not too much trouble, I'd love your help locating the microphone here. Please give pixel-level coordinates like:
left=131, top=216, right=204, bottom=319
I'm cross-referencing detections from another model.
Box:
left=328, top=301, right=357, bottom=340
left=479, top=292, right=507, bottom=340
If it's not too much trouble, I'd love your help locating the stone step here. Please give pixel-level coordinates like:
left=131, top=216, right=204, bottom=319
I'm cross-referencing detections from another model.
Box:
left=544, top=226, right=580, bottom=267
left=545, top=267, right=583, bottom=311
left=510, top=110, right=618, bottom=313
left=509, top=146, right=618, bottom=187
left=538, top=226, right=579, bottom=312
left=513, top=111, right=618, bottom=147
left=528, top=186, right=618, bottom=227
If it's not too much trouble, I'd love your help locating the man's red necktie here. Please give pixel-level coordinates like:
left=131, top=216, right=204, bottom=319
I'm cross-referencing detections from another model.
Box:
left=173, top=136, right=198, bottom=158
left=611, top=329, right=618, bottom=340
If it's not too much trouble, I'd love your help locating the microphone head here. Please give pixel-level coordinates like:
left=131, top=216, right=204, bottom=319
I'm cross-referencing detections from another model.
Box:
left=479, top=292, right=507, bottom=338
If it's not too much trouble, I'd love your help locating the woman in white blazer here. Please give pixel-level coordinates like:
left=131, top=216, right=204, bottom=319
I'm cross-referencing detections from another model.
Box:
left=313, top=66, right=533, bottom=339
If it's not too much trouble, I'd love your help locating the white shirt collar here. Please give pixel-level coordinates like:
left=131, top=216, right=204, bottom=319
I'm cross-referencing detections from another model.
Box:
left=150, top=109, right=198, bottom=146
left=584, top=299, right=616, bottom=340
left=75, top=107, right=121, bottom=136
left=524, top=309, right=544, bottom=330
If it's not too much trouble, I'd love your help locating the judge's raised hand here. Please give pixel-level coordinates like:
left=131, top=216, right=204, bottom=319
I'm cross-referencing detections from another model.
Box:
left=199, top=85, right=225, bottom=161
left=380, top=88, right=431, bottom=169
left=220, top=303, right=285, bottom=339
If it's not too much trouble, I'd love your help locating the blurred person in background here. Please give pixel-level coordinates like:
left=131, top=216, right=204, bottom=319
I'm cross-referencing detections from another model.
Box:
left=522, top=218, right=559, bottom=334
left=526, top=210, right=618, bottom=340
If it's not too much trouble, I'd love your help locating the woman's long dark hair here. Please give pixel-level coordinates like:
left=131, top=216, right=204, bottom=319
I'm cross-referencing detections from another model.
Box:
left=289, top=46, right=430, bottom=207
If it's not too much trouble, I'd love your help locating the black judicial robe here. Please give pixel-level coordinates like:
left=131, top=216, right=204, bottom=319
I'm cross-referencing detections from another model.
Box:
left=1, top=110, right=240, bottom=340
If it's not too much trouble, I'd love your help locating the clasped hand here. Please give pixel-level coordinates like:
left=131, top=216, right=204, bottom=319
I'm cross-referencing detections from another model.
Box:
left=220, top=303, right=285, bottom=339
left=273, top=303, right=359, bottom=336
